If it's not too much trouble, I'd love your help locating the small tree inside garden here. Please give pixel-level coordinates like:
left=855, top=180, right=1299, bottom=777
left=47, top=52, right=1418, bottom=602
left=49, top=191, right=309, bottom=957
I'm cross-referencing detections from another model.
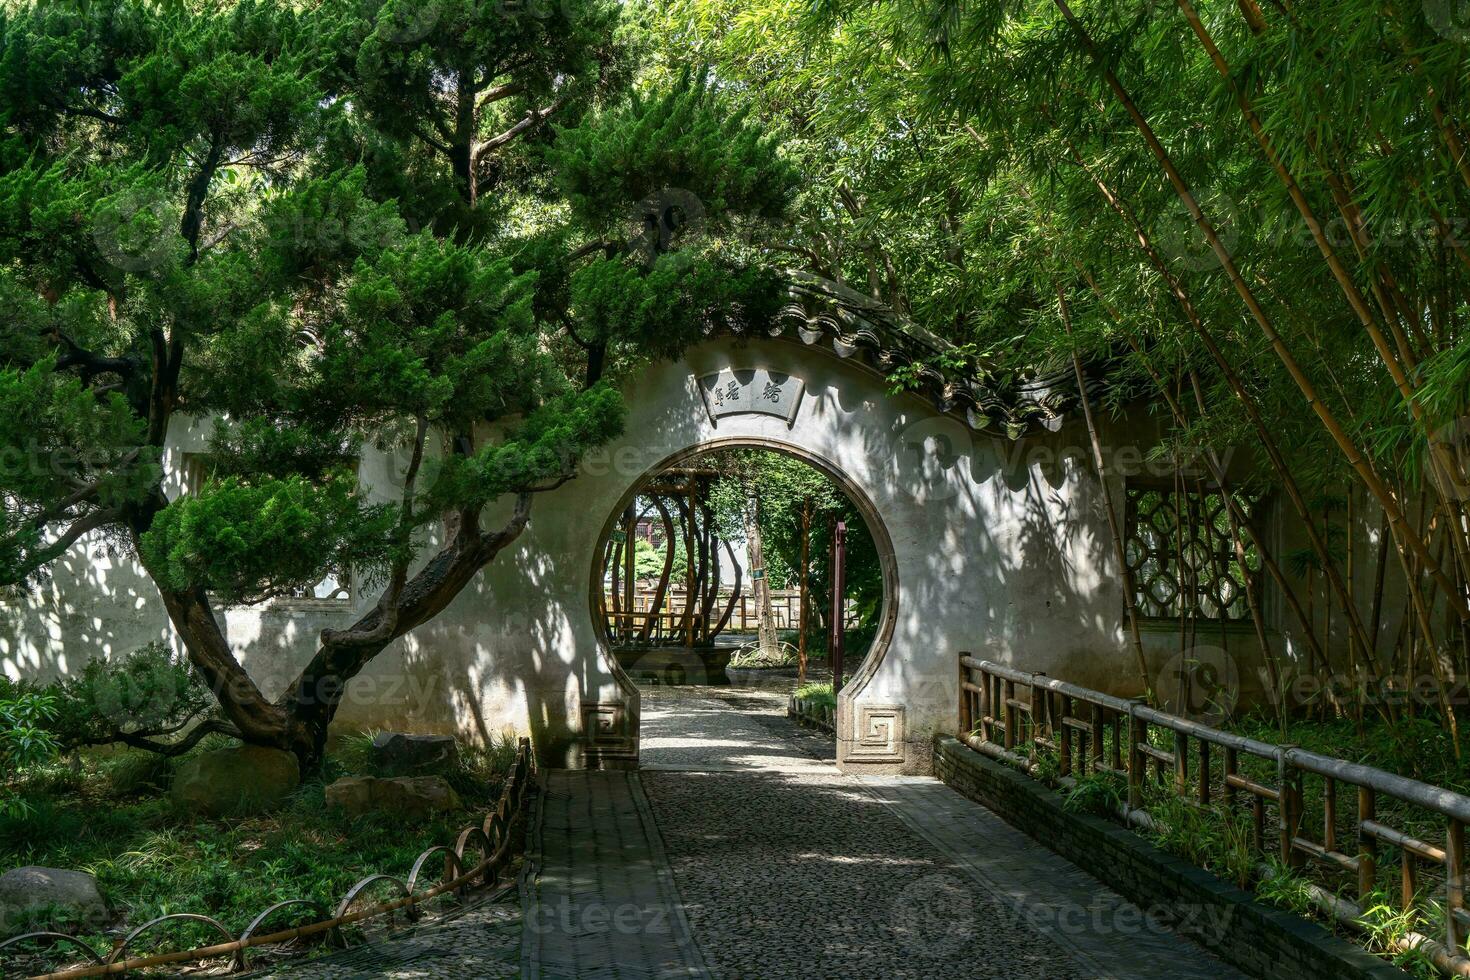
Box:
left=0, top=0, right=795, bottom=767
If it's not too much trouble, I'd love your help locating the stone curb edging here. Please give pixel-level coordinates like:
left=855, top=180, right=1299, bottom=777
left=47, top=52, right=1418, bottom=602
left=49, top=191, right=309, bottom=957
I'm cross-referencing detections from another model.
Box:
left=932, top=734, right=1410, bottom=980
left=516, top=770, right=549, bottom=979
left=628, top=773, right=712, bottom=978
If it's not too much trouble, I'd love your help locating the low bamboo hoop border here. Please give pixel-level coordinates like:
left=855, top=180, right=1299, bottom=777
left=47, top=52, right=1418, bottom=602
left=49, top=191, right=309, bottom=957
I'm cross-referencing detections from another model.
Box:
left=788, top=694, right=835, bottom=733
left=0, top=736, right=538, bottom=979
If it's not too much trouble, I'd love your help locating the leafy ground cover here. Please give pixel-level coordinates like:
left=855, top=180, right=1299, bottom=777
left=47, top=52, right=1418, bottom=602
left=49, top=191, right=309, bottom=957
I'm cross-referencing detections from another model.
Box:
left=792, top=683, right=836, bottom=711
left=0, top=731, right=517, bottom=974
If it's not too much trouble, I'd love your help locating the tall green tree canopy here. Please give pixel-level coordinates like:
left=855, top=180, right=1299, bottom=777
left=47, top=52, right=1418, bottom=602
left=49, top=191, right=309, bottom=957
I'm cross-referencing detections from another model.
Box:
left=652, top=0, right=1470, bottom=714
left=0, top=0, right=795, bottom=763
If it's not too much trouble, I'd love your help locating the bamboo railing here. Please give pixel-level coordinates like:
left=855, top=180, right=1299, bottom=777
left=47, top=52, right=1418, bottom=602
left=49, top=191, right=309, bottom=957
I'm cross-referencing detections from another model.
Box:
left=606, top=590, right=860, bottom=644
left=0, top=737, right=538, bottom=979
left=958, top=654, right=1470, bottom=958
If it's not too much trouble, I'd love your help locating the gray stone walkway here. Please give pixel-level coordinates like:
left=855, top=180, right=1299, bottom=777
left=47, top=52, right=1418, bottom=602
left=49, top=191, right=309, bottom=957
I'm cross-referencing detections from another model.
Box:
left=270, top=683, right=1241, bottom=979
left=521, top=769, right=708, bottom=978
left=522, top=685, right=1238, bottom=979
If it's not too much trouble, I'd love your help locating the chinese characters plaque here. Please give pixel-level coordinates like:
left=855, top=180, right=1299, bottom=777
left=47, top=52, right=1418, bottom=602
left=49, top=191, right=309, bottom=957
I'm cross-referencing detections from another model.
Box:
left=698, top=368, right=805, bottom=427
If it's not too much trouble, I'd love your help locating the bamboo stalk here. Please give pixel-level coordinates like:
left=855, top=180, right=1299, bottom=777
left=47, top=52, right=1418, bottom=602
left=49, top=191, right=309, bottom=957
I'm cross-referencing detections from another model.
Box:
left=1050, top=0, right=1470, bottom=623
left=1062, top=137, right=1382, bottom=671
left=1058, top=281, right=1152, bottom=695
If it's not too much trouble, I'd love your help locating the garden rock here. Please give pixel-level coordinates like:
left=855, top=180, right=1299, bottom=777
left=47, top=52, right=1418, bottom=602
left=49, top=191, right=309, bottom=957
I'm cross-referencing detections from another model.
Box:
left=325, top=775, right=461, bottom=821
left=0, top=867, right=107, bottom=936
left=171, top=745, right=300, bottom=816
left=369, top=732, right=459, bottom=773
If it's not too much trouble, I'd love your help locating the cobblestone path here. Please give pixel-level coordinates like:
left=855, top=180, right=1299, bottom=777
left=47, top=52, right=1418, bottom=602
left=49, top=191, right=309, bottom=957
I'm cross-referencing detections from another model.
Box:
left=270, top=683, right=1240, bottom=978
left=635, top=688, right=1238, bottom=980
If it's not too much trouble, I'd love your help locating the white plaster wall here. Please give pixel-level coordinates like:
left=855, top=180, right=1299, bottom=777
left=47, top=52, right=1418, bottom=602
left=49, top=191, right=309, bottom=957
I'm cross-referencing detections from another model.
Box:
left=394, top=335, right=1152, bottom=771
left=3, top=335, right=1306, bottom=774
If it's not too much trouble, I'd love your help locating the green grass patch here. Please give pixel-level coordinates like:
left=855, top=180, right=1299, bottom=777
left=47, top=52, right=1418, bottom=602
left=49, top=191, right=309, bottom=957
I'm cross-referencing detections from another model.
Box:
left=792, top=682, right=836, bottom=710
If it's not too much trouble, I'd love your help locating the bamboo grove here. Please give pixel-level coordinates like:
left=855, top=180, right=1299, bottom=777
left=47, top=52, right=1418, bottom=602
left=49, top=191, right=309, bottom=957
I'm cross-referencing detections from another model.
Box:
left=649, top=0, right=1470, bottom=731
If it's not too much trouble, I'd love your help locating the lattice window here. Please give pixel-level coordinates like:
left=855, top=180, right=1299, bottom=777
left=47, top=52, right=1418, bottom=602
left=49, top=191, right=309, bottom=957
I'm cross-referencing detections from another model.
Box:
left=1124, top=485, right=1263, bottom=621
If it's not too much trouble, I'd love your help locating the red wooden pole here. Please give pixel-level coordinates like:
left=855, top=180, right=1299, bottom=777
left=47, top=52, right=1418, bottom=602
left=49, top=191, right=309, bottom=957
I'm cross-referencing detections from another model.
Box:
left=831, top=520, right=847, bottom=694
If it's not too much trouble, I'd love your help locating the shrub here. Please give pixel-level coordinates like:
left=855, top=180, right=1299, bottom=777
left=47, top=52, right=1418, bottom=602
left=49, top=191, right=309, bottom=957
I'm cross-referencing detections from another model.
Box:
left=45, top=643, right=214, bottom=752
left=1062, top=769, right=1125, bottom=817
left=793, top=682, right=835, bottom=709
left=0, top=682, right=61, bottom=818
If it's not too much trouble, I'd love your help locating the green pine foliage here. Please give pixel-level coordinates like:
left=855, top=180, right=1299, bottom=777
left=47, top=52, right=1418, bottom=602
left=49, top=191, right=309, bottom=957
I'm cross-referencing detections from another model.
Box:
left=0, top=0, right=793, bottom=762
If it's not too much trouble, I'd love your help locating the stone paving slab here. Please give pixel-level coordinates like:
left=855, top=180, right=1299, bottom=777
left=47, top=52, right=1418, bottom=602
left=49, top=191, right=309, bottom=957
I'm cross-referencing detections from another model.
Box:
left=522, top=769, right=708, bottom=979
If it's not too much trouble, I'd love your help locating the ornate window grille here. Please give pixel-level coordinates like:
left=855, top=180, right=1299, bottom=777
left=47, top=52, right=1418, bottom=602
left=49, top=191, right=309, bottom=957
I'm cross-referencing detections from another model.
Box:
left=1124, top=484, right=1263, bottom=621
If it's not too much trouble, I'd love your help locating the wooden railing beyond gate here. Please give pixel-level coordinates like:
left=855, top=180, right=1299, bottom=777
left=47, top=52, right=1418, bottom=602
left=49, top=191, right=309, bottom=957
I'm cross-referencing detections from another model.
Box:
left=958, top=654, right=1470, bottom=957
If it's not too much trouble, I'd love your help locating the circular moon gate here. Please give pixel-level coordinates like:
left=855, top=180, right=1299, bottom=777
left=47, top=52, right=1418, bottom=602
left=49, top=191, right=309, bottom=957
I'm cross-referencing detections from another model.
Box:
left=588, top=440, right=899, bottom=695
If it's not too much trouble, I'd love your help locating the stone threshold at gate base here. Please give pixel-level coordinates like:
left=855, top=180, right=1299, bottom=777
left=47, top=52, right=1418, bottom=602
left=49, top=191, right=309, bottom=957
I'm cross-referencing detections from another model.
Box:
left=932, top=734, right=1408, bottom=980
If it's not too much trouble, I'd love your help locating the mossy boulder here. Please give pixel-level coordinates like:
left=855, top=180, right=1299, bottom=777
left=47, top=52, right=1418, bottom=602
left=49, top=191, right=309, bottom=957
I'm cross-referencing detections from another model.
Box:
left=369, top=732, right=459, bottom=774
left=171, top=745, right=300, bottom=817
left=325, top=775, right=461, bottom=821
left=0, top=867, right=107, bottom=937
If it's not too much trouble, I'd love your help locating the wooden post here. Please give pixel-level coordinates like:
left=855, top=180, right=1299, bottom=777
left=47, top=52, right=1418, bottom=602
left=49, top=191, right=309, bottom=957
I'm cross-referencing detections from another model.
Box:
left=1224, top=747, right=1237, bottom=806
left=986, top=671, right=999, bottom=743
left=1358, top=787, right=1377, bottom=901
left=1198, top=739, right=1211, bottom=807
left=1174, top=732, right=1189, bottom=797
left=622, top=503, right=636, bottom=643
left=1447, top=818, right=1465, bottom=952
left=798, top=497, right=811, bottom=684
left=1127, top=704, right=1146, bottom=813
left=830, top=520, right=847, bottom=694
left=1059, top=694, right=1072, bottom=777
left=959, top=653, right=973, bottom=736
left=1279, top=753, right=1303, bottom=868
left=1402, top=849, right=1419, bottom=911
left=1323, top=778, right=1337, bottom=855
left=1090, top=703, right=1104, bottom=775
left=684, top=477, right=697, bottom=648
left=1004, top=679, right=1017, bottom=752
